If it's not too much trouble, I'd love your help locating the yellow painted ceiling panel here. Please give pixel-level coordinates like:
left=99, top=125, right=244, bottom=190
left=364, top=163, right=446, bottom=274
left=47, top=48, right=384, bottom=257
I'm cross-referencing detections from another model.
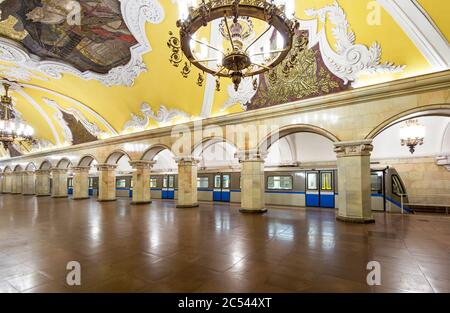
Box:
left=417, top=0, right=450, bottom=42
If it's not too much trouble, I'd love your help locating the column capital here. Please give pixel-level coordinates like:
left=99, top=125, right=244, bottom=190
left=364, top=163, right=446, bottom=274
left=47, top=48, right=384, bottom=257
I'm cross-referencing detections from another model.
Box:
left=236, top=149, right=267, bottom=162
left=96, top=163, right=118, bottom=171
left=23, top=171, right=35, bottom=176
left=51, top=168, right=68, bottom=174
left=71, top=166, right=91, bottom=172
left=174, top=156, right=200, bottom=164
left=129, top=160, right=156, bottom=169
left=35, top=169, right=51, bottom=175
left=334, top=140, right=373, bottom=157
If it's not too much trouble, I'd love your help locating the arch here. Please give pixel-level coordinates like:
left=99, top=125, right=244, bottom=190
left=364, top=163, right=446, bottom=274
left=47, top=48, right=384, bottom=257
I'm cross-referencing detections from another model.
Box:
left=39, top=160, right=52, bottom=170
left=192, top=136, right=238, bottom=158
left=78, top=154, right=97, bottom=167
left=141, top=144, right=173, bottom=161
left=13, top=164, right=23, bottom=172
left=258, top=124, right=340, bottom=153
left=105, top=149, right=131, bottom=165
left=365, top=105, right=450, bottom=139
left=3, top=166, right=12, bottom=173
left=25, top=162, right=36, bottom=171
left=56, top=158, right=72, bottom=169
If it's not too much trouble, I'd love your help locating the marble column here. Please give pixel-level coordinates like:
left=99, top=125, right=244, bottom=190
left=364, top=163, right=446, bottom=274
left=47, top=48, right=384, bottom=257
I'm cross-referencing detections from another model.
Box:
left=35, top=169, right=51, bottom=196
left=11, top=172, right=23, bottom=194
left=97, top=164, right=117, bottom=202
left=238, top=150, right=267, bottom=214
left=334, top=140, right=375, bottom=223
left=51, top=168, right=68, bottom=198
left=22, top=171, right=36, bottom=195
left=129, top=160, right=155, bottom=205
left=3, top=172, right=12, bottom=193
left=72, top=166, right=90, bottom=200
left=175, top=157, right=199, bottom=208
left=0, top=173, right=3, bottom=194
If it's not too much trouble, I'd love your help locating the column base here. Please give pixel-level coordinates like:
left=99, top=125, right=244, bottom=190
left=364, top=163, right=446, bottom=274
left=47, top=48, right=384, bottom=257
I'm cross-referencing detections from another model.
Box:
left=36, top=194, right=51, bottom=197
left=23, top=194, right=35, bottom=196
left=52, top=195, right=68, bottom=198
left=336, top=215, right=375, bottom=224
left=239, top=208, right=268, bottom=214
left=176, top=203, right=199, bottom=208
left=73, top=197, right=90, bottom=200
left=131, top=200, right=152, bottom=205
left=97, top=199, right=116, bottom=202
left=11, top=192, right=22, bottom=195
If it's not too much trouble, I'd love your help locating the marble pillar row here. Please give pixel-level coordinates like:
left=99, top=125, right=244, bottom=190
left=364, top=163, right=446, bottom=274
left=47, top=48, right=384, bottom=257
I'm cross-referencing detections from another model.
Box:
left=11, top=172, right=23, bottom=194
left=238, top=150, right=267, bottom=214
left=334, top=140, right=375, bottom=223
left=72, top=166, right=90, bottom=200
left=35, top=170, right=51, bottom=196
left=175, top=157, right=199, bottom=208
left=97, top=164, right=117, bottom=202
left=22, top=171, right=36, bottom=195
left=51, top=169, right=68, bottom=198
left=129, top=160, right=155, bottom=205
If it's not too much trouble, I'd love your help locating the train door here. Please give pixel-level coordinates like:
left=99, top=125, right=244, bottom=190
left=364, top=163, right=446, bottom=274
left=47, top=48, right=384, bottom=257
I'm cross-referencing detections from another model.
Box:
left=162, top=175, right=175, bottom=199
left=67, top=177, right=73, bottom=195
left=306, top=171, right=320, bottom=207
left=213, top=174, right=231, bottom=202
left=306, top=171, right=335, bottom=208
left=319, top=171, right=335, bottom=208
left=88, top=177, right=94, bottom=196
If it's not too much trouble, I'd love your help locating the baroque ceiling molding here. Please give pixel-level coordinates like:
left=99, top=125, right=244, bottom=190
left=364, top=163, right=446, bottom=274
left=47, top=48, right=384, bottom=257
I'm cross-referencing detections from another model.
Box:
left=378, top=0, right=450, bottom=70
left=42, top=98, right=110, bottom=140
left=222, top=77, right=259, bottom=111
left=0, top=0, right=165, bottom=87
left=122, top=103, right=191, bottom=133
left=301, top=1, right=405, bottom=86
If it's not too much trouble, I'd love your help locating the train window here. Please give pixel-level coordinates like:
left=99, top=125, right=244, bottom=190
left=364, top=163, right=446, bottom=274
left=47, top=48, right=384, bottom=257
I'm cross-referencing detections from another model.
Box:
left=130, top=180, right=134, bottom=188
left=392, top=175, right=405, bottom=196
left=116, top=179, right=126, bottom=188
left=267, top=176, right=293, bottom=190
left=223, top=175, right=230, bottom=189
left=321, top=172, right=333, bottom=190
left=168, top=176, right=175, bottom=188
left=88, top=178, right=93, bottom=188
left=307, top=173, right=318, bottom=190
left=150, top=178, right=157, bottom=188
left=163, top=177, right=167, bottom=188
left=197, top=177, right=209, bottom=188
left=371, top=174, right=382, bottom=193
left=68, top=178, right=73, bottom=187
left=214, top=175, right=221, bottom=188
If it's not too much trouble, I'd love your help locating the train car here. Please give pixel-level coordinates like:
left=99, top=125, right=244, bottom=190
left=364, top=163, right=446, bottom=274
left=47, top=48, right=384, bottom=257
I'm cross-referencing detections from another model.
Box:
left=115, top=175, right=133, bottom=198
left=83, top=166, right=409, bottom=212
left=89, top=176, right=99, bottom=197
left=67, top=177, right=73, bottom=195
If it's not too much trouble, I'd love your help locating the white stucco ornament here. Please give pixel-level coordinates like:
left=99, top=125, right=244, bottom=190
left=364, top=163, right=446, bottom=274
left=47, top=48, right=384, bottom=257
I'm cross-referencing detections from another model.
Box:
left=0, top=0, right=165, bottom=87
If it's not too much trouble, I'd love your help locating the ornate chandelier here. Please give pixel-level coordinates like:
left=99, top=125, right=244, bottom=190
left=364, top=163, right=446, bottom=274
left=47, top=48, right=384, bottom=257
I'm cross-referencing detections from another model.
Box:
left=400, top=119, right=425, bottom=154
left=168, top=0, right=300, bottom=91
left=0, top=82, right=34, bottom=149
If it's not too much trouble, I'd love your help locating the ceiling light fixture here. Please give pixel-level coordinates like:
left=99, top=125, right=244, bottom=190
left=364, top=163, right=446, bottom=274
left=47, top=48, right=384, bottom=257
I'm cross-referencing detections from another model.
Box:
left=168, top=0, right=300, bottom=91
left=400, top=119, right=425, bottom=154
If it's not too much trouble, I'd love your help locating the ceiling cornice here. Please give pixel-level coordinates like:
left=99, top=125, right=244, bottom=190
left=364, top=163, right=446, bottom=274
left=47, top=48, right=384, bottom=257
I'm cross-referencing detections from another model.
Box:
left=1, top=70, right=449, bottom=165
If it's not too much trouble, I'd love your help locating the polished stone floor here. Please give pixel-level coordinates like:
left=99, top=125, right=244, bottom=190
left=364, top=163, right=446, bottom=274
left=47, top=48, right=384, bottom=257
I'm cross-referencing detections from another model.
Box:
left=0, top=194, right=449, bottom=293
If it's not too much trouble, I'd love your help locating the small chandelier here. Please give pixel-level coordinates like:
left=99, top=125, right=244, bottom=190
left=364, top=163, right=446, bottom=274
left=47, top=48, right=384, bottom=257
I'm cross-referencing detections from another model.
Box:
left=0, top=82, right=34, bottom=150
left=169, top=0, right=299, bottom=91
left=400, top=119, right=425, bottom=154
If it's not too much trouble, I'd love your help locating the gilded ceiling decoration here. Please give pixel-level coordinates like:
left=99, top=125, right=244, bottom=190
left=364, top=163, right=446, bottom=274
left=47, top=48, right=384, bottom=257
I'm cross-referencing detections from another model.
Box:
left=0, top=0, right=137, bottom=74
left=248, top=31, right=348, bottom=110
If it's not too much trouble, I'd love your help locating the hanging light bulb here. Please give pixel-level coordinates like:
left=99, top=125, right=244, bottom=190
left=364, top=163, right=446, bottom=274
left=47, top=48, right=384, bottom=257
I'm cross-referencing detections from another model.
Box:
left=285, top=0, right=295, bottom=17
left=178, top=0, right=189, bottom=21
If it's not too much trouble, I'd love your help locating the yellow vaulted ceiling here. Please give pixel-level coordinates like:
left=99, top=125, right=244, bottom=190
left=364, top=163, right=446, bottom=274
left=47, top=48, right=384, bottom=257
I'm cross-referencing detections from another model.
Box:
left=0, top=0, right=448, bottom=149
